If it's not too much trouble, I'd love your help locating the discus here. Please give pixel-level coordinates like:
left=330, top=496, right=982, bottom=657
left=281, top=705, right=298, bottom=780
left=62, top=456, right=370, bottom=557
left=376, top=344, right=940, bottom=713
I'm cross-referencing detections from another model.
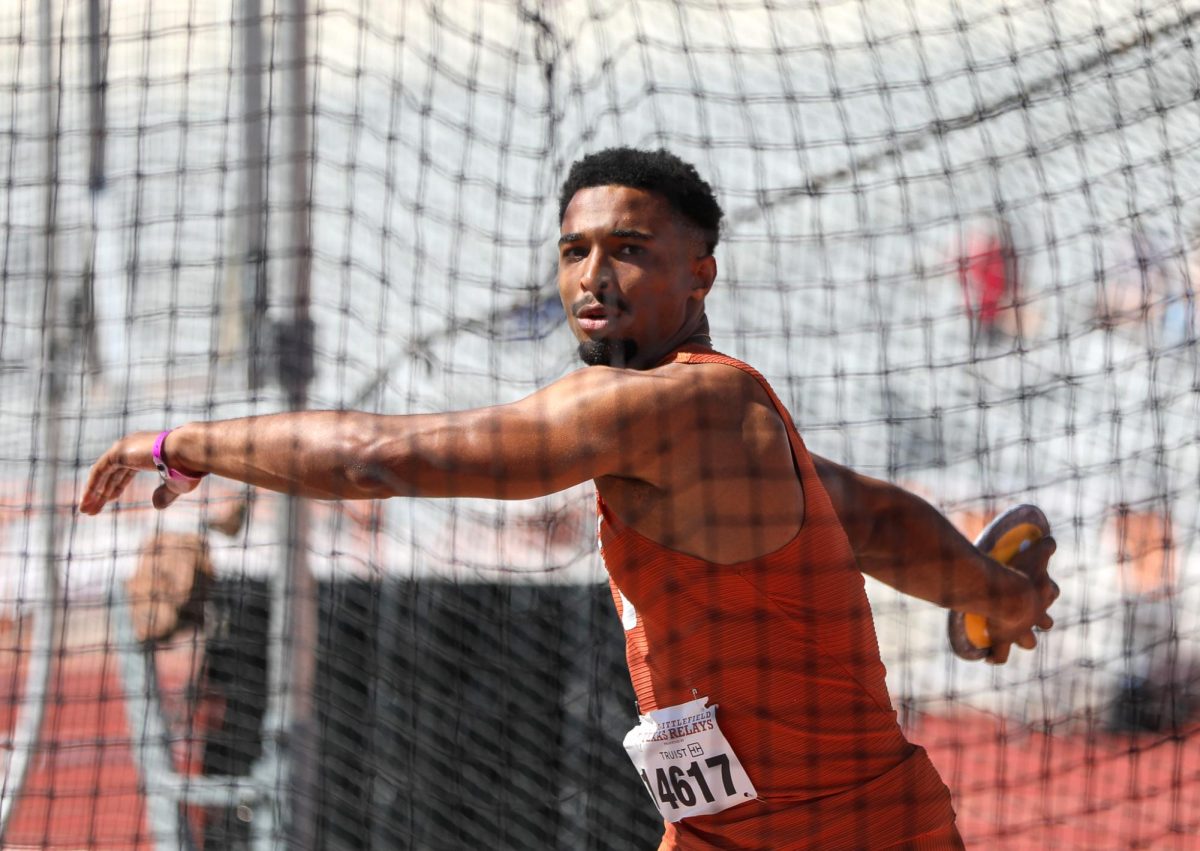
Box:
left=948, top=504, right=1051, bottom=661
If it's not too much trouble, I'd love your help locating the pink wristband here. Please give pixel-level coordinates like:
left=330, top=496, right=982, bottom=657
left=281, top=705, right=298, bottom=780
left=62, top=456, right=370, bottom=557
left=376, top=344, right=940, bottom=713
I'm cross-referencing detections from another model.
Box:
left=152, top=430, right=206, bottom=485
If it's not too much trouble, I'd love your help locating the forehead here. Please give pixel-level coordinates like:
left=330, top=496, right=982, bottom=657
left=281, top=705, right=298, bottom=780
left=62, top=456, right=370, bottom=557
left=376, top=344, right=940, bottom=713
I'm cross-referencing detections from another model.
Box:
left=560, top=185, right=677, bottom=234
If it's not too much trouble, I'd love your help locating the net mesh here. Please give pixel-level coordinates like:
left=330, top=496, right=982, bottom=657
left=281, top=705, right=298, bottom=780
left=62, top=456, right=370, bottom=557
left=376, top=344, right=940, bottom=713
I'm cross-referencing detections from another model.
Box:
left=2, top=0, right=1199, bottom=848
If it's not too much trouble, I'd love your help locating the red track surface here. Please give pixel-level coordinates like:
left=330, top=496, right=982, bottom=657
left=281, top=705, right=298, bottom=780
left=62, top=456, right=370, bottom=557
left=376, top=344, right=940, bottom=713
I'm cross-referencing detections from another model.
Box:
left=914, top=712, right=1200, bottom=849
left=2, top=631, right=209, bottom=851
left=3, top=646, right=1198, bottom=849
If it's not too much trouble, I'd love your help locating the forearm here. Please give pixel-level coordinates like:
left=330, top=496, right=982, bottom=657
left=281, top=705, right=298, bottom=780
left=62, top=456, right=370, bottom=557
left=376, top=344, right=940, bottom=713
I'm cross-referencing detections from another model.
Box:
left=163, top=411, right=395, bottom=500
left=162, top=408, right=557, bottom=501
left=855, top=492, right=1030, bottom=620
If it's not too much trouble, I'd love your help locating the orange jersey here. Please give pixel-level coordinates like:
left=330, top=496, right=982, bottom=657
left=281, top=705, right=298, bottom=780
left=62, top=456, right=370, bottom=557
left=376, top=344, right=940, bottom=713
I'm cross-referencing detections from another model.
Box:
left=599, top=349, right=956, bottom=849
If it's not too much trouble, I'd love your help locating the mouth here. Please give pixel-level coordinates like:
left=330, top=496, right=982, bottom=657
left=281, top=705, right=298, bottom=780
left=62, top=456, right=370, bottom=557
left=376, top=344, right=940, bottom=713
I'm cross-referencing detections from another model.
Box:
left=574, top=301, right=618, bottom=334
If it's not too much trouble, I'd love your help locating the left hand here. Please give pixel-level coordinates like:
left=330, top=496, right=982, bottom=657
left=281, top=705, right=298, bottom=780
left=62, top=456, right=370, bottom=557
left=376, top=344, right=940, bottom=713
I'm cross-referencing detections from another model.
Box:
left=981, top=536, right=1060, bottom=664
left=79, top=431, right=202, bottom=515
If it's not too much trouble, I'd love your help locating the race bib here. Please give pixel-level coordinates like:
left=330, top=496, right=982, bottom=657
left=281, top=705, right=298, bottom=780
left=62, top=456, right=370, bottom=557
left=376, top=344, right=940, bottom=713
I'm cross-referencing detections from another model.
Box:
left=623, top=697, right=757, bottom=823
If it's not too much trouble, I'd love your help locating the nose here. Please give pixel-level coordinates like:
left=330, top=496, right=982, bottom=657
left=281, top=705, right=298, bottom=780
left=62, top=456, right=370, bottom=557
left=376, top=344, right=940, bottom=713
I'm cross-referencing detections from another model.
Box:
left=579, top=250, right=613, bottom=294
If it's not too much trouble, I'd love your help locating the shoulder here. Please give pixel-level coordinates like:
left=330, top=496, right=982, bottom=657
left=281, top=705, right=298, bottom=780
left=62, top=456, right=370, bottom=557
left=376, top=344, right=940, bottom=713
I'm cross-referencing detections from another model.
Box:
left=535, top=360, right=758, bottom=423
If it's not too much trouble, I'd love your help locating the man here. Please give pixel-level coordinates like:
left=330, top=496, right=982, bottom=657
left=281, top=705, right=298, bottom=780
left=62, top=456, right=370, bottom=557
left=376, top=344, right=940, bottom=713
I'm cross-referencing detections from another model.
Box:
left=82, top=148, right=1058, bottom=849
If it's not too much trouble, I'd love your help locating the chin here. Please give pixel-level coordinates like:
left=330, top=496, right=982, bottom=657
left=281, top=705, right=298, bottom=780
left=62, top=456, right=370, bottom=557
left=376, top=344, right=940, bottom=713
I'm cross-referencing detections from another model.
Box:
left=577, top=338, right=640, bottom=367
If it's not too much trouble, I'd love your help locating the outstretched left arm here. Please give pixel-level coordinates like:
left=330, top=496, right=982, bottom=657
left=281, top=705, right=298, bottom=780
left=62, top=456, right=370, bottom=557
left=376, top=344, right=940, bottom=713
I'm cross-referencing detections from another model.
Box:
left=811, top=454, right=1058, bottom=664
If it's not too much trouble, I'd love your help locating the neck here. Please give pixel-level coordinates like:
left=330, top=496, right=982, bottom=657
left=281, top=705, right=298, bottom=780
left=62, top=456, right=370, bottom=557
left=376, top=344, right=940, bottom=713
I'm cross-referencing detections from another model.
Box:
left=636, top=316, right=713, bottom=368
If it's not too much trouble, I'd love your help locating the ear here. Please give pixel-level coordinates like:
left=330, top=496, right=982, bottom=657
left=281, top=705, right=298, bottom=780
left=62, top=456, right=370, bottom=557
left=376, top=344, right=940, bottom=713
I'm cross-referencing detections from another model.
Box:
left=690, top=254, right=717, bottom=300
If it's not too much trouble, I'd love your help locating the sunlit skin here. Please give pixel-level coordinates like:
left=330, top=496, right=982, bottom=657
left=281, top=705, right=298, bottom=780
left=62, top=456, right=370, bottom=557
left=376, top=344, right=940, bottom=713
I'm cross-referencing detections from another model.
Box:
left=78, top=182, right=1057, bottom=665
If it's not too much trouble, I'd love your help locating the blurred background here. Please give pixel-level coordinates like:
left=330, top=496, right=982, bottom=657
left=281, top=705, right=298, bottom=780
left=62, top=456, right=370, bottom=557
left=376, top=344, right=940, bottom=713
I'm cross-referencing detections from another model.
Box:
left=1, top=0, right=1197, bottom=848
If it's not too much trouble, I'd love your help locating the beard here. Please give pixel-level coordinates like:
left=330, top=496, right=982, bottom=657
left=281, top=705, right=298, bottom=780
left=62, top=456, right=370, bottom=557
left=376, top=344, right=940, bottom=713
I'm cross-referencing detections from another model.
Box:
left=577, top=338, right=639, bottom=367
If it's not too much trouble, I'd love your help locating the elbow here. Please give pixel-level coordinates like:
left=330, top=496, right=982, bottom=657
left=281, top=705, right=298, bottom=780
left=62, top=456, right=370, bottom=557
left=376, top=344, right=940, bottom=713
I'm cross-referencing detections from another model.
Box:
left=341, top=432, right=401, bottom=499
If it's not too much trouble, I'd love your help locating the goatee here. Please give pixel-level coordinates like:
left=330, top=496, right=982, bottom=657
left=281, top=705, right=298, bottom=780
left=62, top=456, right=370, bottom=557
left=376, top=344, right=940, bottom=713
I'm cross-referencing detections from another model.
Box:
left=578, top=338, right=639, bottom=367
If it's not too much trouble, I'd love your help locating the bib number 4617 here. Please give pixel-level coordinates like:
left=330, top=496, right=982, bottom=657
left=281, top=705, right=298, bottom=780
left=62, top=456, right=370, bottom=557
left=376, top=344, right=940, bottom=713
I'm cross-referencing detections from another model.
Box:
left=623, top=698, right=757, bottom=823
left=640, top=754, right=738, bottom=809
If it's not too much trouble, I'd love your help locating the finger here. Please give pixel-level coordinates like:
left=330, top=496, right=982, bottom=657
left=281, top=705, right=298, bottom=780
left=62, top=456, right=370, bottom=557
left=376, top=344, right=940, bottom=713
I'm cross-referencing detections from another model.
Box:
left=79, top=479, right=101, bottom=514
left=988, top=641, right=1012, bottom=665
left=82, top=460, right=108, bottom=502
left=1036, top=613, right=1054, bottom=631
left=1015, top=630, right=1037, bottom=651
left=83, top=461, right=119, bottom=508
left=82, top=467, right=134, bottom=514
left=153, top=484, right=183, bottom=510
left=103, top=469, right=136, bottom=503
left=79, top=494, right=98, bottom=515
left=1009, top=536, right=1057, bottom=585
left=1022, top=535, right=1056, bottom=571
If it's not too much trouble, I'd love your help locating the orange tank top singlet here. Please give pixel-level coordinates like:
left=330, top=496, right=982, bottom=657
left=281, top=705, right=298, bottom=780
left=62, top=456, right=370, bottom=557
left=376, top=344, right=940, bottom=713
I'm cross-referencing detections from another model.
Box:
left=598, top=349, right=956, bottom=850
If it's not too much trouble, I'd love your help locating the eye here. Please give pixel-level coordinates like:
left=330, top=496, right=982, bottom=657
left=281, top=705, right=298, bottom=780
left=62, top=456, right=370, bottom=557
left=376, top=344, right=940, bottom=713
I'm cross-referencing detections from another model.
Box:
left=617, top=244, right=644, bottom=257
left=561, top=246, right=587, bottom=261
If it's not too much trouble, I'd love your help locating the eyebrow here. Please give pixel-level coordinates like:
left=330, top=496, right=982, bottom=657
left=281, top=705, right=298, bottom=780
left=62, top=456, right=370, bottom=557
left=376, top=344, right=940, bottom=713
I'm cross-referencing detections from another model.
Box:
left=612, top=228, right=653, bottom=241
left=557, top=228, right=654, bottom=246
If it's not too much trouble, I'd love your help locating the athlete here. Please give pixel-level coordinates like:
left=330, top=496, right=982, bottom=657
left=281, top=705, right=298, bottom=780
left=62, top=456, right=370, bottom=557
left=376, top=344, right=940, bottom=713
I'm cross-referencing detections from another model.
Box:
left=81, top=147, right=1058, bottom=849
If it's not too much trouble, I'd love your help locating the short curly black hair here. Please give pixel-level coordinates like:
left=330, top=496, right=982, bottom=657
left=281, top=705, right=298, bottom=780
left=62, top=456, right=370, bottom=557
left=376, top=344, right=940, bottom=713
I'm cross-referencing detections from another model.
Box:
left=558, top=148, right=723, bottom=255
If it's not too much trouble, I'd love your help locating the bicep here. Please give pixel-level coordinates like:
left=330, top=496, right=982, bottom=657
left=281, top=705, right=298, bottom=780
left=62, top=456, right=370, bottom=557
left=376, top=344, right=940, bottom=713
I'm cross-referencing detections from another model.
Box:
left=813, top=453, right=949, bottom=570
left=811, top=454, right=886, bottom=550
left=367, top=370, right=671, bottom=500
